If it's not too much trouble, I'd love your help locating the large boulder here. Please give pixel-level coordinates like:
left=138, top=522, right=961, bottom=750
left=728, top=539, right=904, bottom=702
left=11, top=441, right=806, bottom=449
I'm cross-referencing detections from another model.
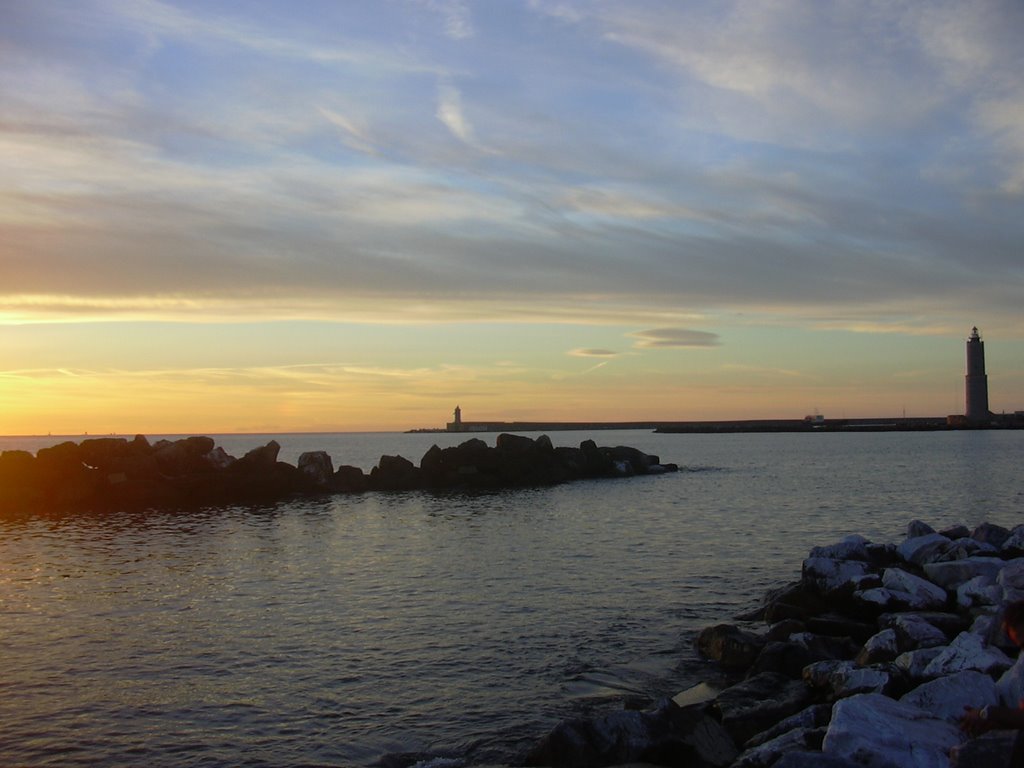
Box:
left=495, top=433, right=536, bottom=453
left=419, top=439, right=498, bottom=488
left=333, top=465, right=368, bottom=492
left=697, top=624, right=765, bottom=669
left=298, top=451, right=334, bottom=488
left=761, top=581, right=831, bottom=623
left=802, top=557, right=879, bottom=598
left=995, top=657, right=1024, bottom=707
left=880, top=613, right=950, bottom=651
left=880, top=568, right=948, bottom=609
left=856, top=629, right=900, bottom=666
left=924, top=557, right=1007, bottom=591
left=234, top=440, right=281, bottom=472
left=821, top=692, right=965, bottom=767
left=78, top=437, right=132, bottom=469
left=957, top=574, right=1002, bottom=610
left=607, top=445, right=654, bottom=474
left=369, top=455, right=422, bottom=491
left=523, top=698, right=737, bottom=768
left=774, top=754, right=862, bottom=767
left=34, top=441, right=103, bottom=505
left=894, top=647, right=946, bottom=681
left=997, top=560, right=1024, bottom=603
left=899, top=670, right=997, bottom=724
left=713, top=672, right=813, bottom=745
left=808, top=535, right=872, bottom=562
left=153, top=436, right=217, bottom=475
left=732, top=726, right=827, bottom=768
left=923, top=632, right=1014, bottom=678
left=802, top=660, right=895, bottom=700
left=972, top=523, right=1011, bottom=549
left=898, top=533, right=953, bottom=567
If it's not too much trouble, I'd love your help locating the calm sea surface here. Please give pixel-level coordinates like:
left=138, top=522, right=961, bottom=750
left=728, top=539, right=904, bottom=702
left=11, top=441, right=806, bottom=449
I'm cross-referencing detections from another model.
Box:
left=1, top=429, right=1022, bottom=766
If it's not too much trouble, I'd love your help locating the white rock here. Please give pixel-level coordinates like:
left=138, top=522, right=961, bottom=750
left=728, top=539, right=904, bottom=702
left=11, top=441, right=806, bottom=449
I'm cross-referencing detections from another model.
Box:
left=899, top=670, right=998, bottom=723
left=804, top=660, right=892, bottom=699
left=822, top=692, right=964, bottom=768
left=996, top=655, right=1024, bottom=708
left=897, top=533, right=952, bottom=566
left=935, top=537, right=997, bottom=562
left=922, top=631, right=1013, bottom=678
left=956, top=573, right=1002, bottom=610
left=832, top=667, right=892, bottom=699
left=998, top=558, right=1024, bottom=603
left=808, top=534, right=871, bottom=561
left=857, top=629, right=899, bottom=666
left=1001, top=525, right=1024, bottom=553
left=802, top=557, right=875, bottom=597
left=882, top=613, right=949, bottom=650
left=895, top=647, right=945, bottom=680
left=882, top=568, right=948, bottom=609
left=853, top=585, right=942, bottom=612
left=969, top=610, right=1001, bottom=642
left=733, top=726, right=824, bottom=768
left=907, top=520, right=936, bottom=538
left=923, top=556, right=1005, bottom=590
left=853, top=587, right=913, bottom=611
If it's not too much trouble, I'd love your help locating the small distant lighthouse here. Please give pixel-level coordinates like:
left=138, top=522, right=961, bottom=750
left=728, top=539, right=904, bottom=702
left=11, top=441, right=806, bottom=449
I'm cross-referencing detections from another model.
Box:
left=453, top=405, right=462, bottom=427
left=446, top=405, right=463, bottom=432
left=965, top=327, right=990, bottom=422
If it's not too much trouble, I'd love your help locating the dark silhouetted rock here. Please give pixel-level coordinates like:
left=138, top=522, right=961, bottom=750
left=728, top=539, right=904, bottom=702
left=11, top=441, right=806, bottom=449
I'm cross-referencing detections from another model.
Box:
left=713, top=672, right=813, bottom=746
left=298, top=451, right=334, bottom=488
left=234, top=440, right=281, bottom=472
left=972, top=522, right=1011, bottom=549
left=333, top=465, right=368, bottom=492
left=697, top=624, right=766, bottom=669
left=370, top=454, right=421, bottom=491
left=495, top=433, right=535, bottom=453
left=524, top=698, right=737, bottom=768
left=154, top=436, right=218, bottom=476
left=0, top=433, right=676, bottom=513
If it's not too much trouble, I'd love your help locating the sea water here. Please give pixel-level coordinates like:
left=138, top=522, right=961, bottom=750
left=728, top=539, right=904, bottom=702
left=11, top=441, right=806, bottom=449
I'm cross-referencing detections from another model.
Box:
left=1, top=429, right=1022, bottom=766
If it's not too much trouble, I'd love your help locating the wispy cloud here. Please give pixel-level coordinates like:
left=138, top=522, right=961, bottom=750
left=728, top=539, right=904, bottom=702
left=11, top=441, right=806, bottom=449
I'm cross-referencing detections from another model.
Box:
left=631, top=328, right=721, bottom=349
left=1, top=1, right=1023, bottom=331
left=416, top=0, right=475, bottom=40
left=568, top=348, right=619, bottom=358
left=436, top=82, right=478, bottom=146
left=318, top=107, right=378, bottom=156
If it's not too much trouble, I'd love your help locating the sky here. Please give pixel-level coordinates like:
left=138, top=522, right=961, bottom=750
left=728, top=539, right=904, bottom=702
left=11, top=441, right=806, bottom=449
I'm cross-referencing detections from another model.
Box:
left=1, top=0, right=1023, bottom=434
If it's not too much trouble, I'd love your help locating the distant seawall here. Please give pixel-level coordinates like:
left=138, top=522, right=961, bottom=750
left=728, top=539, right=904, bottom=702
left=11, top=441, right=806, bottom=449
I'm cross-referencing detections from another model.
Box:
left=413, top=416, right=1024, bottom=434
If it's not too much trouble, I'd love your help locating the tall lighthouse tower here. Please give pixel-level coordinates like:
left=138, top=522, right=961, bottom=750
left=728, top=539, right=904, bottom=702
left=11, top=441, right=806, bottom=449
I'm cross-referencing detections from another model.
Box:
left=965, top=327, right=990, bottom=422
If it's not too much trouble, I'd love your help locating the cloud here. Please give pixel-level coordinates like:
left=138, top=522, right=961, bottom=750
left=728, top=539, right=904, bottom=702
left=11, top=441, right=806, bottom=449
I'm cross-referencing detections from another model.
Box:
left=2, top=1, right=1024, bottom=334
left=319, top=107, right=377, bottom=155
left=416, top=0, right=475, bottom=40
left=436, top=82, right=476, bottom=145
left=568, top=348, right=618, bottom=358
left=631, top=328, right=720, bottom=349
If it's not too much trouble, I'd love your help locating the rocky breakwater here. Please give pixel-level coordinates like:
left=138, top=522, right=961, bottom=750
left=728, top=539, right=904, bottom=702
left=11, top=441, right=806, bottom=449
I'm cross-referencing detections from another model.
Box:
left=525, top=520, right=1024, bottom=768
left=0, top=433, right=677, bottom=513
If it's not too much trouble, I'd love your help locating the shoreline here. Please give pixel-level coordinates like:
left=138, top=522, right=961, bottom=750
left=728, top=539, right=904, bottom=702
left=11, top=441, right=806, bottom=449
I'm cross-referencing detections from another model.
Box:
left=522, top=520, right=1024, bottom=767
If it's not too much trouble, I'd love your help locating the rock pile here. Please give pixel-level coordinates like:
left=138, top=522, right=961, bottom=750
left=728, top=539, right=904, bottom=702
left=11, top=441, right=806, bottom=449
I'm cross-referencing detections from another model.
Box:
left=0, top=433, right=677, bottom=513
left=525, top=520, right=1024, bottom=768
